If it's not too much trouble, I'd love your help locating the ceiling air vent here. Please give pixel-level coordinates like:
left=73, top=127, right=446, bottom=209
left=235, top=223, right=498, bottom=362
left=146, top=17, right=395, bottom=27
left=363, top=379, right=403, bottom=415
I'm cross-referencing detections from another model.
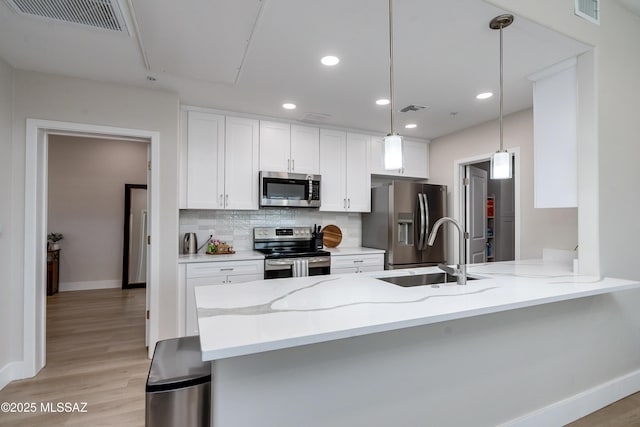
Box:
left=301, top=112, right=332, bottom=124
left=575, top=0, right=599, bottom=25
left=400, top=105, right=428, bottom=113
left=3, top=0, right=129, bottom=33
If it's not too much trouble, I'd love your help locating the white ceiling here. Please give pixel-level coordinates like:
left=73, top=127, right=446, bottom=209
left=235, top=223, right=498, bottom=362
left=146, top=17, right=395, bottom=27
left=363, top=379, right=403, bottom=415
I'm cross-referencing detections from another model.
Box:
left=0, top=0, right=593, bottom=139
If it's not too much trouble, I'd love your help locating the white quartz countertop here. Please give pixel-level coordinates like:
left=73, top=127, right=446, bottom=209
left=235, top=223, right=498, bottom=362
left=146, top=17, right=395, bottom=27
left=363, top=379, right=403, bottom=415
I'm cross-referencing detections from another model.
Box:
left=178, top=250, right=265, bottom=263
left=325, top=247, right=385, bottom=255
left=195, top=260, right=640, bottom=361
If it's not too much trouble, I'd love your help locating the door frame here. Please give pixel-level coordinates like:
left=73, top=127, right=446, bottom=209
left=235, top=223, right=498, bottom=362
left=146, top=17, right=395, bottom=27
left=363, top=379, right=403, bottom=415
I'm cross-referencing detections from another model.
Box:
left=453, top=148, right=521, bottom=264
left=24, top=119, right=160, bottom=377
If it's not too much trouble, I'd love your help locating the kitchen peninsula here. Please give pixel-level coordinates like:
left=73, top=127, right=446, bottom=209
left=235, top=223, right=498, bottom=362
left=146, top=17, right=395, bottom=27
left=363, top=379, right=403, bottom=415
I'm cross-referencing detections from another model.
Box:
left=196, top=260, right=640, bottom=426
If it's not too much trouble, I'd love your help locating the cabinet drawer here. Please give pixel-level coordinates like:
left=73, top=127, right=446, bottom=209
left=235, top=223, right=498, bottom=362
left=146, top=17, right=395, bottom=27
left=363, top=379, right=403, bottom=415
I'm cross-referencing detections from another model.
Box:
left=331, top=254, right=384, bottom=269
left=186, top=260, right=264, bottom=278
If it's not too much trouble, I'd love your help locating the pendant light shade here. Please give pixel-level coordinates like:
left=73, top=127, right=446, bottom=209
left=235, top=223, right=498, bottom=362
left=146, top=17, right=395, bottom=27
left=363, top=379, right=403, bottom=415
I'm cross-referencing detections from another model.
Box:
left=384, top=133, right=403, bottom=169
left=489, top=14, right=514, bottom=180
left=383, top=0, right=402, bottom=170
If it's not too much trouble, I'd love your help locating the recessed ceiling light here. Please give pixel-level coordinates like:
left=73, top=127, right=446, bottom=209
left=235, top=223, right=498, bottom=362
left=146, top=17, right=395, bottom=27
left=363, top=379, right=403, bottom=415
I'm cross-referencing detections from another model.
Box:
left=376, top=98, right=390, bottom=105
left=321, top=56, right=340, bottom=66
left=476, top=92, right=493, bottom=100
left=282, top=103, right=297, bottom=110
left=405, top=124, right=417, bottom=129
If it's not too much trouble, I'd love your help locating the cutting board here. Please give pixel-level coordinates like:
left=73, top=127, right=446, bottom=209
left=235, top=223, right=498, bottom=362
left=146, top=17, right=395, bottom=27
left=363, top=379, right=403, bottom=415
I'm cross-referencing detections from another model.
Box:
left=322, top=225, right=342, bottom=248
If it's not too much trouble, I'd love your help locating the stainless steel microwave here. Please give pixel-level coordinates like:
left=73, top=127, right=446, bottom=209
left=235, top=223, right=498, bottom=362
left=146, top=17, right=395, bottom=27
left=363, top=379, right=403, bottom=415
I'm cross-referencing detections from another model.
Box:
left=259, top=171, right=321, bottom=208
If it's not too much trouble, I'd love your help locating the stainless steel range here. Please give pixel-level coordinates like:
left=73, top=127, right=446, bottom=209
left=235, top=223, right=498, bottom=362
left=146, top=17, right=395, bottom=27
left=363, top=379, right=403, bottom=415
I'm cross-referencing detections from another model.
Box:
left=254, top=227, right=331, bottom=279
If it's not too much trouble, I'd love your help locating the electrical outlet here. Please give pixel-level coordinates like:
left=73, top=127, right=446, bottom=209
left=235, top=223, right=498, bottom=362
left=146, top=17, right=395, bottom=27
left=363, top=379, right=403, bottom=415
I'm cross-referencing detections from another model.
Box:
left=208, top=229, right=215, bottom=237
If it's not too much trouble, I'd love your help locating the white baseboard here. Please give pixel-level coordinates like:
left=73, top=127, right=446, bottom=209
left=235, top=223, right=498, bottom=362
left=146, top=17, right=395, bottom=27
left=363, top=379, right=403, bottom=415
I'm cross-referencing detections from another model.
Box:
left=0, top=361, right=24, bottom=391
left=502, top=369, right=640, bottom=426
left=59, top=279, right=121, bottom=292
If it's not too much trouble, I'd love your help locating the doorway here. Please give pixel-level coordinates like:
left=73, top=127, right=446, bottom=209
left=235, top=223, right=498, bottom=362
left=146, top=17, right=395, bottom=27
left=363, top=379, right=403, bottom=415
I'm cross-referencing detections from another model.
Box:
left=452, top=150, right=521, bottom=266
left=464, top=160, right=515, bottom=264
left=24, top=119, right=160, bottom=379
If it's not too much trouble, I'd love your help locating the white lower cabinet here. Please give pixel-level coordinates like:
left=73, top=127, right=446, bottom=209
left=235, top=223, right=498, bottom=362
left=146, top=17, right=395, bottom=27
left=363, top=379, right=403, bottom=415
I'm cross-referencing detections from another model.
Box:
left=331, top=253, right=384, bottom=275
left=185, top=260, right=264, bottom=336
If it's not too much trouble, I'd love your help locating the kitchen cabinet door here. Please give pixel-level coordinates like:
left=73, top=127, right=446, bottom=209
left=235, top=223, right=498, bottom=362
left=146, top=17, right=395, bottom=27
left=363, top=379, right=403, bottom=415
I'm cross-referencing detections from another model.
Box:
left=186, top=111, right=225, bottom=208
left=402, top=139, right=429, bottom=179
left=370, top=136, right=429, bottom=178
left=259, top=120, right=291, bottom=172
left=290, top=124, right=320, bottom=174
left=319, top=129, right=347, bottom=211
left=345, top=133, right=371, bottom=212
left=225, top=116, right=259, bottom=210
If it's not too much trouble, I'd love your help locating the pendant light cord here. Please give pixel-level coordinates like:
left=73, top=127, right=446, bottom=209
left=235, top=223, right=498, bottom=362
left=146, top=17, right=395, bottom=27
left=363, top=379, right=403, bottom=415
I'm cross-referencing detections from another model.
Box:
left=499, top=22, right=504, bottom=152
left=388, top=0, right=395, bottom=135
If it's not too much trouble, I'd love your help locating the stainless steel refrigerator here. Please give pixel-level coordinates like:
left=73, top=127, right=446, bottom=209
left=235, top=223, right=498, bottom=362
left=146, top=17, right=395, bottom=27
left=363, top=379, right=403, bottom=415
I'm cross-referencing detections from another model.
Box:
left=362, top=181, right=447, bottom=269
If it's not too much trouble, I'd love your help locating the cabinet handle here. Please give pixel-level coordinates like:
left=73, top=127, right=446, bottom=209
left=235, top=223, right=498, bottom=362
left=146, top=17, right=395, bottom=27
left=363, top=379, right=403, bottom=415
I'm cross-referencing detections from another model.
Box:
left=219, top=194, right=224, bottom=207
left=348, top=198, right=351, bottom=209
left=292, top=159, right=295, bottom=171
left=353, top=259, right=364, bottom=264
left=225, top=194, right=229, bottom=207
left=220, top=268, right=234, bottom=271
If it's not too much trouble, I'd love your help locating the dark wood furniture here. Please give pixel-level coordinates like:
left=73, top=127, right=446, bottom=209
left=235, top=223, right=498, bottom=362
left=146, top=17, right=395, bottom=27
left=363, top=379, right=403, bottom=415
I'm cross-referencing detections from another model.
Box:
left=47, top=249, right=60, bottom=295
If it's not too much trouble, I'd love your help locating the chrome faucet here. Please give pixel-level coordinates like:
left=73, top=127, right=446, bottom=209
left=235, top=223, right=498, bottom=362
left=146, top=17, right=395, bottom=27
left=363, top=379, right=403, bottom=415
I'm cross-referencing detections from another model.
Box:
left=427, top=217, right=467, bottom=285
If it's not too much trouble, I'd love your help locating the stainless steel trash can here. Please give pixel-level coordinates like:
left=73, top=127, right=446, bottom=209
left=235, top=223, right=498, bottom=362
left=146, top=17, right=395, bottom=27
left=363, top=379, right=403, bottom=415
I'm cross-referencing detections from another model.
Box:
left=146, top=336, right=211, bottom=427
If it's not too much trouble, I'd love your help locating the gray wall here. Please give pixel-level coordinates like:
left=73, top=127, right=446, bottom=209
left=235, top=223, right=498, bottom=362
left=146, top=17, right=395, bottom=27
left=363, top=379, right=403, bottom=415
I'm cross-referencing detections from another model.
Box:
left=429, top=108, right=579, bottom=259
left=490, top=0, right=640, bottom=283
left=9, top=70, right=180, bottom=363
left=47, top=135, right=148, bottom=286
left=0, top=56, right=14, bottom=376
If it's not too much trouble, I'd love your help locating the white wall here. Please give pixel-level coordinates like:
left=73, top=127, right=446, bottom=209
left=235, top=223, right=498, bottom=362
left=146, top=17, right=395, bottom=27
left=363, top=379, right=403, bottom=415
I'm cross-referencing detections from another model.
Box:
left=8, top=70, right=180, bottom=371
left=0, top=57, right=15, bottom=381
left=429, top=108, right=578, bottom=259
left=47, top=135, right=148, bottom=287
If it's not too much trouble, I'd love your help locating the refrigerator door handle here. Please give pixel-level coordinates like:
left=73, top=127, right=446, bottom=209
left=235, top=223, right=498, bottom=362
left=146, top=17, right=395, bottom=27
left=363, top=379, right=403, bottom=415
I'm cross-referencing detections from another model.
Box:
left=423, top=193, right=430, bottom=250
left=417, top=193, right=426, bottom=250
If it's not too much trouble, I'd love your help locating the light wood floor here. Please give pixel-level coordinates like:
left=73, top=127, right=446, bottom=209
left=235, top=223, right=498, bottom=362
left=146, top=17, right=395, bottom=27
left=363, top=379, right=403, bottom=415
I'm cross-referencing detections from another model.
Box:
left=0, top=288, right=149, bottom=426
left=2, top=288, right=640, bottom=426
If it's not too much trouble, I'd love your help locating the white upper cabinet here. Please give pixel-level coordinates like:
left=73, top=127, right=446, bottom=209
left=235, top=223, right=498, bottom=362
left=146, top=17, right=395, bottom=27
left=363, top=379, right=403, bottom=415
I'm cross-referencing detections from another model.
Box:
left=530, top=58, right=577, bottom=208
left=290, top=124, right=320, bottom=174
left=259, top=120, right=291, bottom=172
left=319, top=130, right=371, bottom=212
left=319, top=129, right=347, bottom=211
left=370, top=136, right=429, bottom=179
left=182, top=110, right=258, bottom=210
left=260, top=121, right=320, bottom=174
left=224, top=116, right=259, bottom=210
left=185, top=111, right=225, bottom=209
left=345, top=132, right=371, bottom=211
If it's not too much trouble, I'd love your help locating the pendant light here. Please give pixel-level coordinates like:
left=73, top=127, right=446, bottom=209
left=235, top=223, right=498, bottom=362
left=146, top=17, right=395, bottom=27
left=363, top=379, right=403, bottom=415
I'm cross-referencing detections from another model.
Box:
left=383, top=0, right=402, bottom=170
left=489, top=14, right=514, bottom=180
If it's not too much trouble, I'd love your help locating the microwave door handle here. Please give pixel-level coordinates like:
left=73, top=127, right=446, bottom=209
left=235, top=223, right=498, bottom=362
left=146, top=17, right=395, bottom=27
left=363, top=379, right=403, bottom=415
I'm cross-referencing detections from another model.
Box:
left=308, top=178, right=313, bottom=203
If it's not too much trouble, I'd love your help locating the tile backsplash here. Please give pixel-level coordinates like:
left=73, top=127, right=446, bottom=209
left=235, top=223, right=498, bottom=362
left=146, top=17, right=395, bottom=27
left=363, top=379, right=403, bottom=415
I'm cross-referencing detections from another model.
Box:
left=179, top=209, right=362, bottom=251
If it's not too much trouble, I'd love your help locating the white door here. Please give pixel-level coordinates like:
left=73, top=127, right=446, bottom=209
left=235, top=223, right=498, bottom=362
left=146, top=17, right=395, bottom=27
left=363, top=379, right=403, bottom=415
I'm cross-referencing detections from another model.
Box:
left=345, top=132, right=371, bottom=212
left=225, top=116, right=259, bottom=210
left=319, top=129, right=347, bottom=211
left=290, top=124, right=320, bottom=174
left=145, top=144, right=151, bottom=347
left=465, top=165, right=488, bottom=264
left=259, top=120, right=291, bottom=172
left=186, top=111, right=225, bottom=208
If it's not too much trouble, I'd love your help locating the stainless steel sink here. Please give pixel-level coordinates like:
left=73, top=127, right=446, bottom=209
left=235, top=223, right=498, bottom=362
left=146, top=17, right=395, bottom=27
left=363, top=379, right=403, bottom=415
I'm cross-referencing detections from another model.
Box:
left=379, top=273, right=478, bottom=287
